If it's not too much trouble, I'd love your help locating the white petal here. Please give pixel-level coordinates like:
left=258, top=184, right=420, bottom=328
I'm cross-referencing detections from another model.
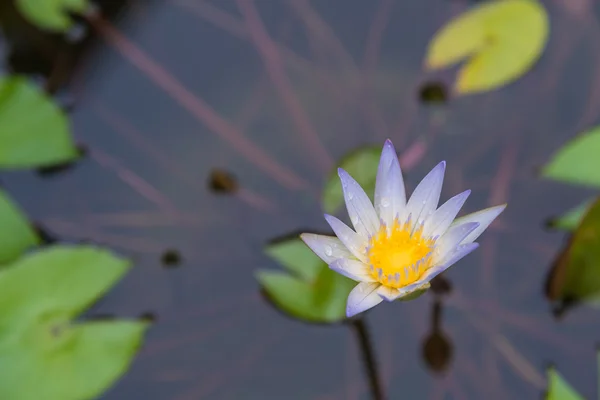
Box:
left=346, top=282, right=383, bottom=317
left=330, top=259, right=375, bottom=282
left=421, top=243, right=479, bottom=282
left=404, top=161, right=446, bottom=227
left=433, top=222, right=479, bottom=263
left=377, top=285, right=401, bottom=301
left=374, top=139, right=406, bottom=226
left=451, top=204, right=506, bottom=244
left=338, top=168, right=380, bottom=238
left=423, top=190, right=470, bottom=238
left=300, top=234, right=355, bottom=264
left=324, top=214, right=368, bottom=262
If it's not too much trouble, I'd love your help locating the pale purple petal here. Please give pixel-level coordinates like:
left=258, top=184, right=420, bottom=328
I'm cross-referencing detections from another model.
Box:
left=374, top=139, right=406, bottom=226
left=300, top=233, right=355, bottom=264
left=421, top=243, right=479, bottom=282
left=330, top=259, right=375, bottom=282
left=404, top=161, right=446, bottom=227
left=377, top=285, right=401, bottom=301
left=433, top=222, right=479, bottom=263
left=338, top=168, right=380, bottom=237
left=451, top=204, right=506, bottom=244
left=423, top=190, right=470, bottom=238
left=324, top=214, right=368, bottom=263
left=346, top=282, right=383, bottom=317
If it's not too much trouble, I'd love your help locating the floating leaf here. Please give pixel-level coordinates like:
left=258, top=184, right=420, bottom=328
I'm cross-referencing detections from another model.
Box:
left=322, top=146, right=380, bottom=214
left=543, top=127, right=600, bottom=188
left=546, top=197, right=600, bottom=308
left=548, top=199, right=594, bottom=231
left=256, top=238, right=355, bottom=324
left=265, top=239, right=322, bottom=281
left=0, top=77, right=78, bottom=169
left=545, top=367, right=584, bottom=400
left=0, top=189, right=39, bottom=264
left=16, top=0, right=90, bottom=32
left=425, top=0, right=549, bottom=94
left=0, top=245, right=149, bottom=400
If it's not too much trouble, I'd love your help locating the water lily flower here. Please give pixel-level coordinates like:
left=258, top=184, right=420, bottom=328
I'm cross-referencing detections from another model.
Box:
left=301, top=139, right=506, bottom=317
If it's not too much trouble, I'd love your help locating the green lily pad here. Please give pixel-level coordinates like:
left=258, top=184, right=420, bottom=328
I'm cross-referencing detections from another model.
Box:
left=0, top=189, right=40, bottom=264
left=0, top=76, right=79, bottom=169
left=543, top=127, right=600, bottom=188
left=425, top=0, right=549, bottom=95
left=546, top=197, right=600, bottom=306
left=0, top=245, right=149, bottom=400
left=256, top=238, right=355, bottom=324
left=16, top=0, right=89, bottom=32
left=545, top=367, right=584, bottom=400
left=264, top=239, right=323, bottom=282
left=548, top=199, right=594, bottom=231
left=322, top=146, right=380, bottom=214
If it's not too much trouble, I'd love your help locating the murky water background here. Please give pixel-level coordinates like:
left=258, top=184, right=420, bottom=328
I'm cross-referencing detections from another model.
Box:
left=2, top=0, right=600, bottom=398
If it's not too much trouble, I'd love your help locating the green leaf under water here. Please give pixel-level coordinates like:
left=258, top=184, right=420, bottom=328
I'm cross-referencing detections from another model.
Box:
left=543, top=127, right=600, bottom=188
left=0, top=76, right=78, bottom=169
left=16, top=0, right=90, bottom=32
left=546, top=197, right=600, bottom=306
left=256, top=238, right=355, bottom=324
left=548, top=199, right=594, bottom=232
left=425, top=0, right=549, bottom=95
left=322, top=146, right=380, bottom=214
left=0, top=245, right=149, bottom=400
left=0, top=189, right=39, bottom=264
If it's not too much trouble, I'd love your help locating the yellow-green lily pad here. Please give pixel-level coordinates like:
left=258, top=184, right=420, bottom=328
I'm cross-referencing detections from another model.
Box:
left=0, top=77, right=79, bottom=168
left=16, top=0, right=90, bottom=32
left=256, top=238, right=355, bottom=324
left=425, top=0, right=549, bottom=95
left=0, top=189, right=40, bottom=264
left=0, top=245, right=149, bottom=400
left=543, top=127, right=600, bottom=188
left=548, top=199, right=594, bottom=231
left=545, top=366, right=584, bottom=400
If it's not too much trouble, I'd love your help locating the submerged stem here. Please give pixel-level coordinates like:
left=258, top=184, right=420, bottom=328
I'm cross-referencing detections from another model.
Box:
left=351, top=317, right=385, bottom=400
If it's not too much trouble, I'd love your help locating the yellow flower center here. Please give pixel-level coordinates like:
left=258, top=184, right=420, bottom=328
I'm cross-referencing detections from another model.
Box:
left=367, top=218, right=436, bottom=288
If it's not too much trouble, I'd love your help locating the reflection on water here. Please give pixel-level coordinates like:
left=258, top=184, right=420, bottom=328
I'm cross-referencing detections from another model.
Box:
left=2, top=0, right=600, bottom=399
left=423, top=288, right=453, bottom=375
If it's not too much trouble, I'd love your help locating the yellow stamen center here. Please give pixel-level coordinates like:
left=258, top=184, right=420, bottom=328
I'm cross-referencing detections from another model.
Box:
left=367, top=218, right=436, bottom=288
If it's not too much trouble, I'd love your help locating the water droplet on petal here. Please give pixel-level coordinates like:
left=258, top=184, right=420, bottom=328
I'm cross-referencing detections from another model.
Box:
left=324, top=246, right=333, bottom=256
left=348, top=192, right=354, bottom=200
left=381, top=197, right=390, bottom=207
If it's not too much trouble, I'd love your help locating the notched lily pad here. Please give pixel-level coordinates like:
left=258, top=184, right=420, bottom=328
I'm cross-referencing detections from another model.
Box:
left=425, top=0, right=549, bottom=95
left=322, top=146, right=381, bottom=214
left=0, top=189, right=40, bottom=264
left=546, top=197, right=600, bottom=314
left=256, top=237, right=355, bottom=324
left=0, top=76, right=79, bottom=169
left=543, top=126, right=600, bottom=188
left=16, top=0, right=90, bottom=32
left=0, top=245, right=149, bottom=400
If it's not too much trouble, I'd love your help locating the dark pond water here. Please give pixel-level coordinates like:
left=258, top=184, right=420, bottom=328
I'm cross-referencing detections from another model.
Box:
left=2, top=0, right=600, bottom=398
